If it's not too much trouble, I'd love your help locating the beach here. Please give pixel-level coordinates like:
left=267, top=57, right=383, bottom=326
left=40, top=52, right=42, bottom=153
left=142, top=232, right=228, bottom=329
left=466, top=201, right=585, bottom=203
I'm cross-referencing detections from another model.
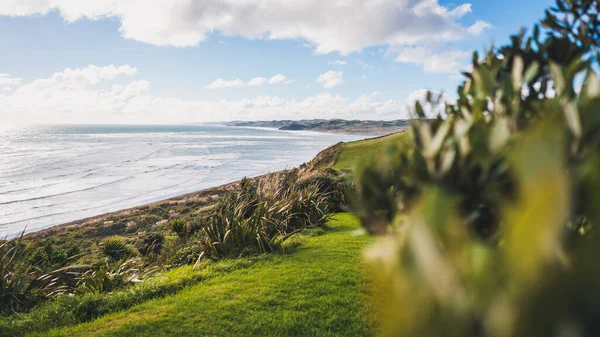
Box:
left=0, top=124, right=362, bottom=237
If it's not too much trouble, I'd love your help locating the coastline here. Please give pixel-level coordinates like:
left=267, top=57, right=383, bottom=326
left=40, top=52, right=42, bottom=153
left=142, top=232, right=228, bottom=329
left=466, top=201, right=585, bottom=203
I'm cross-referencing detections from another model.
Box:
left=1, top=125, right=363, bottom=239
left=20, top=138, right=350, bottom=240
left=10, top=124, right=401, bottom=239
left=220, top=120, right=411, bottom=137
left=23, top=173, right=250, bottom=239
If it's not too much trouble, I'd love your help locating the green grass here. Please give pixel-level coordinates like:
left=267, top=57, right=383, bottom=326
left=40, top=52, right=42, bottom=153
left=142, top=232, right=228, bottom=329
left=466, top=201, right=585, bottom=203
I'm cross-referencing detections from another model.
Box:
left=333, top=132, right=411, bottom=171
left=35, top=214, right=375, bottom=337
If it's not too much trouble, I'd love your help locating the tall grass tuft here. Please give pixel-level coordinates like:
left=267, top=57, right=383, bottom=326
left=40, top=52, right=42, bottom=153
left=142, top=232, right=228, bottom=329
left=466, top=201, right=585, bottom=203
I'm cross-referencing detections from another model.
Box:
left=0, top=234, right=76, bottom=314
left=76, top=258, right=155, bottom=294
left=195, top=174, right=332, bottom=261
left=101, top=236, right=136, bottom=262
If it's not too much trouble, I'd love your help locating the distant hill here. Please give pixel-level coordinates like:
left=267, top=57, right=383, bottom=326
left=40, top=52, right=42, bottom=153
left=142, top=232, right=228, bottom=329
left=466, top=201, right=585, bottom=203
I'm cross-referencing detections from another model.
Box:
left=221, top=119, right=411, bottom=136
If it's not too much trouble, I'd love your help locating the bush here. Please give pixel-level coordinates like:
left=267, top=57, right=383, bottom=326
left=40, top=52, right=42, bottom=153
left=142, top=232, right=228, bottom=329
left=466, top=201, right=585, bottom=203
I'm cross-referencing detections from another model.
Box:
left=76, top=258, right=152, bottom=294
left=137, top=233, right=164, bottom=256
left=170, top=219, right=188, bottom=240
left=296, top=172, right=348, bottom=212
left=170, top=244, right=201, bottom=267
left=101, top=237, right=136, bottom=262
left=0, top=235, right=76, bottom=314
left=27, top=240, right=81, bottom=271
left=195, top=174, right=332, bottom=260
left=357, top=1, right=600, bottom=336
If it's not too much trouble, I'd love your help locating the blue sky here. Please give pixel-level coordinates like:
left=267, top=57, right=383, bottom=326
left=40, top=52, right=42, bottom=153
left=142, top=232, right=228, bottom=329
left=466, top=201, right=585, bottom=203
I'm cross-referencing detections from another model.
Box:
left=0, top=0, right=552, bottom=125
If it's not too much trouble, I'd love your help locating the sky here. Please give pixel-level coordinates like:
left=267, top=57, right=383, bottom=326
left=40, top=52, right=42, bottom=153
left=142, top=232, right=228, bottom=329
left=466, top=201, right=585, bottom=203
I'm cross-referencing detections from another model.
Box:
left=0, top=0, right=553, bottom=125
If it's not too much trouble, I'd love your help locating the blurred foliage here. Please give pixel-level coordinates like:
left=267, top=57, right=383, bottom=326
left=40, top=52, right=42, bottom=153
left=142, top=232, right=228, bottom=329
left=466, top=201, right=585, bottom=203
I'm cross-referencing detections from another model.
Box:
left=357, top=0, right=600, bottom=336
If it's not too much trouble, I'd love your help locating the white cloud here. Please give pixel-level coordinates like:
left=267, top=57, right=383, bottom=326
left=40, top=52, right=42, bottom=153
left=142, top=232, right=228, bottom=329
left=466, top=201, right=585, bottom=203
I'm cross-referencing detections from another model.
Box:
left=448, top=4, right=472, bottom=18
left=468, top=20, right=492, bottom=35
left=19, top=65, right=138, bottom=90
left=356, top=60, right=374, bottom=70
left=0, top=74, right=22, bottom=86
left=246, top=77, right=269, bottom=86
left=316, top=71, right=344, bottom=89
left=0, top=65, right=457, bottom=125
left=328, top=60, right=348, bottom=66
left=0, top=0, right=489, bottom=54
left=206, top=74, right=292, bottom=89
left=395, top=47, right=470, bottom=74
left=268, top=74, right=291, bottom=84
left=206, top=78, right=245, bottom=89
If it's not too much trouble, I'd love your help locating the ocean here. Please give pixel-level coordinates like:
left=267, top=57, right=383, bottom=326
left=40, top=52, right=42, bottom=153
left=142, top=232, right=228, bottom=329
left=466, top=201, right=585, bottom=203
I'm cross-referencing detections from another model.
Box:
left=0, top=125, right=363, bottom=237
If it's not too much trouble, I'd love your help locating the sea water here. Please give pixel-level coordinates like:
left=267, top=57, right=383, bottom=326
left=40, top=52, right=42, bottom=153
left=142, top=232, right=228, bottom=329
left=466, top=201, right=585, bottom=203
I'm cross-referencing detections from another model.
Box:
left=0, top=125, right=363, bottom=237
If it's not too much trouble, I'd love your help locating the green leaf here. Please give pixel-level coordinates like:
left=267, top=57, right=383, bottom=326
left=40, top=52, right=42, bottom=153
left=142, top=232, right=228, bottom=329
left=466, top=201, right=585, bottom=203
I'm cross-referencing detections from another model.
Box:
left=582, top=69, right=600, bottom=99
left=562, top=99, right=582, bottom=139
left=549, top=62, right=566, bottom=95
left=523, top=62, right=540, bottom=84
left=414, top=101, right=426, bottom=119
left=511, top=56, right=524, bottom=88
left=425, top=119, right=452, bottom=158
left=489, top=117, right=511, bottom=153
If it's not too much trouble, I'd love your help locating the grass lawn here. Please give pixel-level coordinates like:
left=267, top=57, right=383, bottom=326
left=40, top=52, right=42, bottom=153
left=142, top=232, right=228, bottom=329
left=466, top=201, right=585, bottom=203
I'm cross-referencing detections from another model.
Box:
left=333, top=132, right=411, bottom=171
left=37, top=214, right=375, bottom=337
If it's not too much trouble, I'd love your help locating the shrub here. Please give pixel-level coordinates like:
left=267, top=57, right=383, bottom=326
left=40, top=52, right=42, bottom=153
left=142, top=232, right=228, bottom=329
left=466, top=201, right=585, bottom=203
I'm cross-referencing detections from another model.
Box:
left=137, top=233, right=164, bottom=256
left=76, top=258, right=153, bottom=294
left=194, top=175, right=332, bottom=261
left=26, top=240, right=81, bottom=270
left=136, top=215, right=163, bottom=228
left=170, top=219, right=188, bottom=240
left=170, top=244, right=201, bottom=267
left=0, top=235, right=76, bottom=314
left=357, top=1, right=600, bottom=336
left=296, top=172, right=348, bottom=212
left=101, top=237, right=136, bottom=262
left=188, top=216, right=205, bottom=235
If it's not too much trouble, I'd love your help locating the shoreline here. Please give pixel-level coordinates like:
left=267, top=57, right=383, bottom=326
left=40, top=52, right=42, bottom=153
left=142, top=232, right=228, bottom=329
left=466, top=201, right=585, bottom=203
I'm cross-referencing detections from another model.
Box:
left=230, top=125, right=407, bottom=137
left=19, top=139, right=351, bottom=240
left=1, top=125, right=365, bottom=239
left=22, top=170, right=271, bottom=239
left=8, top=125, right=402, bottom=240
left=203, top=124, right=377, bottom=137
left=220, top=120, right=411, bottom=137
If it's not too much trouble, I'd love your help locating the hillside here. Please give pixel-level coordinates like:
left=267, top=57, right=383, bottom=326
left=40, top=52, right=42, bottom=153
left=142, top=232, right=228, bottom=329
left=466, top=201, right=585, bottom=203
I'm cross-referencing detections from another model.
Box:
left=24, top=131, right=410, bottom=243
left=333, top=132, right=412, bottom=170
left=223, top=119, right=411, bottom=136
left=2, top=133, right=407, bottom=336
left=37, top=214, right=375, bottom=337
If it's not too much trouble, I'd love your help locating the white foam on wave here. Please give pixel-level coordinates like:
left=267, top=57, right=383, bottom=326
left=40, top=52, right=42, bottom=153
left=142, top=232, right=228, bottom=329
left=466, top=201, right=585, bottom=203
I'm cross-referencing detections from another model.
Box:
left=0, top=125, right=362, bottom=236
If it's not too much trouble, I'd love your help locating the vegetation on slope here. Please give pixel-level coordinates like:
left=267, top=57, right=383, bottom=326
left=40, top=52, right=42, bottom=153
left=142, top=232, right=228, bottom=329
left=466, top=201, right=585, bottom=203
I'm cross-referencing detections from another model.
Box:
left=0, top=129, right=378, bottom=335
left=0, top=166, right=346, bottom=318
left=333, top=132, right=412, bottom=171
left=2, top=215, right=375, bottom=337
